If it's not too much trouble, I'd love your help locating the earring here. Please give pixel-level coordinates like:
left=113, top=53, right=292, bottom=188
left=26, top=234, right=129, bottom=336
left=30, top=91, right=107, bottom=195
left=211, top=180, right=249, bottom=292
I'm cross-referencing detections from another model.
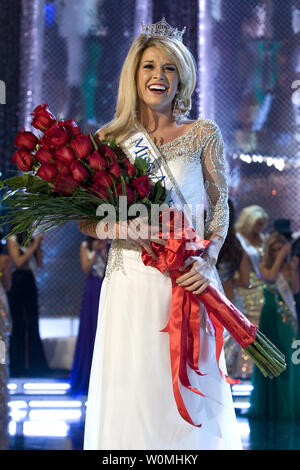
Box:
left=172, top=92, right=185, bottom=122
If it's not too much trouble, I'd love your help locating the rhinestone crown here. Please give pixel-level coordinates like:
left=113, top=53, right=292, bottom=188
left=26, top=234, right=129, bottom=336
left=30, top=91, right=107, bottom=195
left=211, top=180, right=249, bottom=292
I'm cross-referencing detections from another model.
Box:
left=141, top=17, right=186, bottom=42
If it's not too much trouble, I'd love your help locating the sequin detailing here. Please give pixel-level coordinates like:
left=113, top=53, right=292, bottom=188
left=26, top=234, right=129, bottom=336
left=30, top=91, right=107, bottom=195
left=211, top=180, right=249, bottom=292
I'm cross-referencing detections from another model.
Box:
left=105, top=239, right=141, bottom=280
left=157, top=120, right=203, bottom=162
left=105, top=118, right=229, bottom=279
left=199, top=121, right=229, bottom=242
left=225, top=271, right=265, bottom=379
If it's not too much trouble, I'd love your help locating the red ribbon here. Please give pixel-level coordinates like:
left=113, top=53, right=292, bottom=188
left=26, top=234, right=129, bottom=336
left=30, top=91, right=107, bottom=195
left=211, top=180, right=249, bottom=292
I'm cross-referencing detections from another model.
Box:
left=141, top=209, right=258, bottom=427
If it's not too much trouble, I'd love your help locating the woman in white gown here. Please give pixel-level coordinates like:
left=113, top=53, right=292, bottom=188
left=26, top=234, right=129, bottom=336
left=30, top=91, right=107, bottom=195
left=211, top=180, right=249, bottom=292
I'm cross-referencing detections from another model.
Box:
left=79, top=19, right=242, bottom=450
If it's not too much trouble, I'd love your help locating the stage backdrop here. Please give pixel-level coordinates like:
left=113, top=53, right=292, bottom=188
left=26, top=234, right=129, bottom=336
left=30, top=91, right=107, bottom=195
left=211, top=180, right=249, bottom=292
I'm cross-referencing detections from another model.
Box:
left=1, top=0, right=299, bottom=329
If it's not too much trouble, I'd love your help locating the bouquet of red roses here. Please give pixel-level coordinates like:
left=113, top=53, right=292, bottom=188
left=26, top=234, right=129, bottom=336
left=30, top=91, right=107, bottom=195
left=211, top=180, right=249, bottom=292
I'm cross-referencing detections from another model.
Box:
left=0, top=103, right=168, bottom=243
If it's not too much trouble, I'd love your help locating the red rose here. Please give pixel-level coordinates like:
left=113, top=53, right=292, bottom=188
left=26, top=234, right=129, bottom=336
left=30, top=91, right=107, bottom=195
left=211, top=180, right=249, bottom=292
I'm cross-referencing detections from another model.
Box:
left=55, top=161, right=70, bottom=176
left=14, top=130, right=38, bottom=151
left=109, top=161, right=121, bottom=179
left=53, top=174, right=78, bottom=195
left=70, top=161, right=89, bottom=182
left=116, top=182, right=135, bottom=204
left=12, top=149, right=35, bottom=172
left=99, top=144, right=117, bottom=161
left=55, top=145, right=76, bottom=164
left=39, top=133, right=50, bottom=147
left=63, top=119, right=82, bottom=137
left=86, top=151, right=108, bottom=170
left=123, top=158, right=136, bottom=177
left=90, top=183, right=110, bottom=201
left=132, top=176, right=151, bottom=198
left=31, top=103, right=56, bottom=131
left=36, top=164, right=58, bottom=182
left=69, top=134, right=93, bottom=159
left=93, top=170, right=114, bottom=188
left=44, top=123, right=69, bottom=148
left=35, top=146, right=55, bottom=164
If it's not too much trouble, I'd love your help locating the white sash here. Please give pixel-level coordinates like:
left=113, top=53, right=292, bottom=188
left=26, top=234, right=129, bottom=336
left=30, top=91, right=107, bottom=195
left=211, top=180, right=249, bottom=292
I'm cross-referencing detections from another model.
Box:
left=276, top=272, right=298, bottom=321
left=236, top=233, right=262, bottom=278
left=121, top=127, right=196, bottom=229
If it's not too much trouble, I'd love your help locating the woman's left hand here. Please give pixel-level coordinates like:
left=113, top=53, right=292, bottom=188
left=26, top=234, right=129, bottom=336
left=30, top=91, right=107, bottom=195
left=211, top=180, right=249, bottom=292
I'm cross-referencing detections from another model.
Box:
left=176, top=256, right=213, bottom=295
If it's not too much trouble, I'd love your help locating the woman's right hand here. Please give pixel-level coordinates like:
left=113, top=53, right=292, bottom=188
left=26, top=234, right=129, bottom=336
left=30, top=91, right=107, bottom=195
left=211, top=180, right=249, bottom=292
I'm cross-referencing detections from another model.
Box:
left=126, top=216, right=166, bottom=260
left=78, top=220, right=98, bottom=238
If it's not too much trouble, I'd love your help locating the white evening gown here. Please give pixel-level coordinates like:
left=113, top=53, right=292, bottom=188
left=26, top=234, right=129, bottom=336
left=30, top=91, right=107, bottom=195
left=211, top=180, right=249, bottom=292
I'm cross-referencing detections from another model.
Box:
left=84, top=119, right=242, bottom=450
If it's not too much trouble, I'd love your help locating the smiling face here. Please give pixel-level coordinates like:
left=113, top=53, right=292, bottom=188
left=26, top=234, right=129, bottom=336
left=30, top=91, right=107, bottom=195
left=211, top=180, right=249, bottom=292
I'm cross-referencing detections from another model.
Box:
left=136, top=46, right=180, bottom=115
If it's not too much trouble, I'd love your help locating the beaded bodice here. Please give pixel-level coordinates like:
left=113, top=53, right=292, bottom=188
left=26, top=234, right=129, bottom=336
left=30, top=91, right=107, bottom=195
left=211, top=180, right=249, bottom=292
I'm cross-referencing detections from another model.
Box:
left=157, top=118, right=228, bottom=240
left=105, top=118, right=229, bottom=279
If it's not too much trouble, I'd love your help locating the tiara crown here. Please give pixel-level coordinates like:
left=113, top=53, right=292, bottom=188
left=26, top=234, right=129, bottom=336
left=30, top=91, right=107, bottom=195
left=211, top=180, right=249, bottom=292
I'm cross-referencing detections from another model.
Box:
left=141, top=17, right=186, bottom=42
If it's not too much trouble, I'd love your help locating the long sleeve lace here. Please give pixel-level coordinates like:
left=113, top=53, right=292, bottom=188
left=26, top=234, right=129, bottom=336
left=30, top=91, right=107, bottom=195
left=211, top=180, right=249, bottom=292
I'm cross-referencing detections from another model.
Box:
left=198, top=120, right=229, bottom=264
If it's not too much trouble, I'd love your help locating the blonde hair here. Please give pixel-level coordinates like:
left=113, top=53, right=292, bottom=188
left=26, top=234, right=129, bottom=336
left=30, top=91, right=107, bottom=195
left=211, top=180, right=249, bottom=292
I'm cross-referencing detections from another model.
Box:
left=101, top=34, right=197, bottom=143
left=263, top=232, right=287, bottom=269
left=235, top=205, right=269, bottom=237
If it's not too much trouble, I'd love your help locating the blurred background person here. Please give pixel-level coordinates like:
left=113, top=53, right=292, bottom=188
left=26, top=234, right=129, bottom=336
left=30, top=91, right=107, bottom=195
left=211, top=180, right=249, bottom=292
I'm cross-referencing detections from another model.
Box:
left=0, top=234, right=12, bottom=450
left=216, top=199, right=250, bottom=379
left=7, top=232, right=49, bottom=377
left=69, top=237, right=109, bottom=396
left=249, top=232, right=300, bottom=420
left=234, top=205, right=269, bottom=378
left=273, top=219, right=293, bottom=243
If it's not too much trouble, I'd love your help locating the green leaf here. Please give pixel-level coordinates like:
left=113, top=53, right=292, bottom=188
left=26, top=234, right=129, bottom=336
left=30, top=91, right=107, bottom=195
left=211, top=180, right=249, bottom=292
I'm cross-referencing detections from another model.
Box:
left=153, top=180, right=164, bottom=204
left=4, top=174, right=51, bottom=194
left=120, top=175, right=127, bottom=197
left=134, top=157, right=149, bottom=174
left=107, top=139, right=116, bottom=149
left=104, top=183, right=117, bottom=206
left=28, top=178, right=51, bottom=194
left=4, top=174, right=32, bottom=188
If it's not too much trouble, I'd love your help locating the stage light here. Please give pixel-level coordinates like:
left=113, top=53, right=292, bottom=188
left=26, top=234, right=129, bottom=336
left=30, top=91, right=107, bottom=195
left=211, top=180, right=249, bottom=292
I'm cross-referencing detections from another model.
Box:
left=29, top=400, right=82, bottom=408
left=9, top=409, right=28, bottom=422
left=7, top=383, right=17, bottom=391
left=238, top=420, right=251, bottom=437
left=28, top=409, right=82, bottom=421
left=23, top=382, right=70, bottom=390
left=198, top=0, right=207, bottom=117
left=23, top=420, right=69, bottom=437
left=8, top=400, right=28, bottom=409
left=232, top=384, right=253, bottom=393
left=8, top=420, right=17, bottom=436
left=234, top=402, right=251, bottom=409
